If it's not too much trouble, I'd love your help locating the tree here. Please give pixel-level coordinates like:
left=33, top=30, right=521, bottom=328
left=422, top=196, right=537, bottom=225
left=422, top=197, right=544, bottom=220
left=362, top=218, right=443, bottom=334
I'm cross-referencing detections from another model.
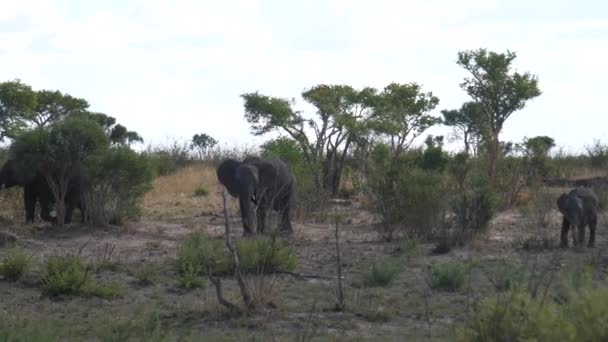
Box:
left=457, top=49, right=541, bottom=183
left=520, top=135, right=556, bottom=184
left=242, top=85, right=376, bottom=195
left=369, top=82, right=440, bottom=165
left=10, top=117, right=110, bottom=226
left=33, top=90, right=89, bottom=128
left=0, top=80, right=36, bottom=140
left=81, top=112, right=143, bottom=145
left=190, top=133, right=218, bottom=159
left=441, top=101, right=487, bottom=155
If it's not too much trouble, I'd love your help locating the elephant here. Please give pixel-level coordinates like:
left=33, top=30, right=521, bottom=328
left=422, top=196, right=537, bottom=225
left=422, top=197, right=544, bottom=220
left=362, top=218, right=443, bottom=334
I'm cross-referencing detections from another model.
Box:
left=557, top=187, right=599, bottom=248
left=0, top=159, right=85, bottom=224
left=216, top=157, right=295, bottom=236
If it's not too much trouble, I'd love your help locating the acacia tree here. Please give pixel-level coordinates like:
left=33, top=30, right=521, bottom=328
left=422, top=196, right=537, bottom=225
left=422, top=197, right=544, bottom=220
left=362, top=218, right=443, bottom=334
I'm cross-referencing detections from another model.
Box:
left=190, top=133, right=218, bottom=159
left=457, top=49, right=541, bottom=183
left=242, top=85, right=375, bottom=195
left=370, top=82, right=440, bottom=164
left=441, top=101, right=487, bottom=156
left=10, top=117, right=110, bottom=226
left=33, top=90, right=89, bottom=128
left=0, top=80, right=36, bottom=139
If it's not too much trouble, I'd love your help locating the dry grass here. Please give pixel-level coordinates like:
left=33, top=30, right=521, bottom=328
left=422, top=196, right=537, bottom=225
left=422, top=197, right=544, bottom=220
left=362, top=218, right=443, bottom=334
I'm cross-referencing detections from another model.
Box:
left=143, top=164, right=238, bottom=219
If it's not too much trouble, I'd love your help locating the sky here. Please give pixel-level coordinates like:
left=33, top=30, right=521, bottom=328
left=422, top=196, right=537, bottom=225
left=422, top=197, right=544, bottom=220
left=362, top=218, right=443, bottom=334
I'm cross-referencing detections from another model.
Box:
left=1, top=0, right=607, bottom=153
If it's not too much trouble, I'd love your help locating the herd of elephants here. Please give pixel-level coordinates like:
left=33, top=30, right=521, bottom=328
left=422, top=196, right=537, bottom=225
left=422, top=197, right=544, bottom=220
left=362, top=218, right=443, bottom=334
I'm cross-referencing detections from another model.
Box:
left=0, top=155, right=600, bottom=248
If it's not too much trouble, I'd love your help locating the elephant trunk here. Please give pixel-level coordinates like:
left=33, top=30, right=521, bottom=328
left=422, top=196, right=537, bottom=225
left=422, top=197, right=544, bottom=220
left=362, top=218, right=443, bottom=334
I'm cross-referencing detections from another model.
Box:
left=239, top=186, right=257, bottom=236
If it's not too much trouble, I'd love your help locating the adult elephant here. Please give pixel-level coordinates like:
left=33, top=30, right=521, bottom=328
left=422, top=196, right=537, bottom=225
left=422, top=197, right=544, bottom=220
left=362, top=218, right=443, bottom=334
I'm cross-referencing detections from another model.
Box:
left=0, top=159, right=85, bottom=224
left=216, top=157, right=295, bottom=236
left=557, top=187, right=599, bottom=248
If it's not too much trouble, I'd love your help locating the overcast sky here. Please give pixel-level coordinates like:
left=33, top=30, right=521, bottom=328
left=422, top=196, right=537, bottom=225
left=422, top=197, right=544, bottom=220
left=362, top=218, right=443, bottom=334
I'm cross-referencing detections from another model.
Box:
left=1, top=0, right=607, bottom=153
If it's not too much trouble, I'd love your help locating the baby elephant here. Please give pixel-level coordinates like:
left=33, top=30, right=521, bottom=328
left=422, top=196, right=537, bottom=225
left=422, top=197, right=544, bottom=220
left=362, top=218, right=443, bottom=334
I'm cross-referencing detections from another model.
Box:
left=556, top=187, right=599, bottom=248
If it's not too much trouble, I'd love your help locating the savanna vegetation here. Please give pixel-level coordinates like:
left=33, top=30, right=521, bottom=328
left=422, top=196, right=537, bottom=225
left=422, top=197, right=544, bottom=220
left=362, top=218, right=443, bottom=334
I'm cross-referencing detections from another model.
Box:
left=1, top=48, right=608, bottom=341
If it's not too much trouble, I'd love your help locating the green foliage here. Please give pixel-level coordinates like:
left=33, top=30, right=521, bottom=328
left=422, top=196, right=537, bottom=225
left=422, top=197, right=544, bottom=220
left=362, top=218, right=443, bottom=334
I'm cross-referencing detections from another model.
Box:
left=457, top=49, right=542, bottom=182
left=0, top=80, right=37, bottom=139
left=176, top=231, right=297, bottom=284
left=0, top=248, right=32, bottom=281
left=483, top=261, right=527, bottom=292
left=235, top=237, right=297, bottom=273
left=0, top=318, right=71, bottom=342
left=130, top=263, right=161, bottom=286
left=97, top=312, right=174, bottom=342
left=461, top=290, right=568, bottom=342
left=441, top=101, right=486, bottom=155
left=40, top=255, right=90, bottom=296
left=429, top=262, right=466, bottom=291
left=41, top=255, right=122, bottom=298
left=448, top=154, right=496, bottom=234
left=368, top=148, right=449, bottom=240
left=85, top=146, right=155, bottom=225
left=143, top=141, right=192, bottom=176
left=585, top=139, right=608, bottom=169
left=369, top=82, right=441, bottom=159
left=193, top=185, right=209, bottom=197
left=190, top=133, right=218, bottom=159
left=359, top=259, right=402, bottom=287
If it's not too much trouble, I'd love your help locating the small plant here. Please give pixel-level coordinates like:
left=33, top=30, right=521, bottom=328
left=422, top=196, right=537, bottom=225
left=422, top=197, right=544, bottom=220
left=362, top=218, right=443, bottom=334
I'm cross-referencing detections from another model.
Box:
left=177, top=263, right=206, bottom=289
left=83, top=281, right=123, bottom=299
left=130, top=263, right=161, bottom=286
left=360, top=259, right=402, bottom=287
left=0, top=248, right=32, bottom=281
left=41, top=255, right=90, bottom=296
left=429, top=262, right=466, bottom=291
left=40, top=254, right=120, bottom=298
left=236, top=237, right=298, bottom=274
left=193, top=185, right=209, bottom=197
left=484, top=261, right=527, bottom=292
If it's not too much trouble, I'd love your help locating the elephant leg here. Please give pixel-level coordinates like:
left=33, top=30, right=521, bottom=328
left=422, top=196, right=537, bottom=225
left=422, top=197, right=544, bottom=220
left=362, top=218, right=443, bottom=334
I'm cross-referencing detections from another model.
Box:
left=279, top=202, right=293, bottom=233
left=23, top=186, right=36, bottom=223
left=39, top=199, right=55, bottom=223
left=588, top=216, right=597, bottom=248
left=257, top=206, right=267, bottom=234
left=560, top=217, right=570, bottom=248
left=577, top=224, right=585, bottom=247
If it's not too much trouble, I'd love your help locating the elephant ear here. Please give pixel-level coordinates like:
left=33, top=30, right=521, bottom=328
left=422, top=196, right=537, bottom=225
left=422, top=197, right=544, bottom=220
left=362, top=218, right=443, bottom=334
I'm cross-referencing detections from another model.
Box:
left=216, top=159, right=241, bottom=197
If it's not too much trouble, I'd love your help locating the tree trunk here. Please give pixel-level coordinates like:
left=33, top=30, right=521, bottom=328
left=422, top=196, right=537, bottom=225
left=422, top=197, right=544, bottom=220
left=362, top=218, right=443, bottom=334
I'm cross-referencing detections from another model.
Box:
left=488, top=135, right=499, bottom=185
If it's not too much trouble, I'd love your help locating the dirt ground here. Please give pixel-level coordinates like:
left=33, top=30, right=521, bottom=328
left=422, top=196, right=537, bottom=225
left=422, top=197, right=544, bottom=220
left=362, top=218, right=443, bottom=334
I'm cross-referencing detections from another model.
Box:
left=1, top=165, right=607, bottom=341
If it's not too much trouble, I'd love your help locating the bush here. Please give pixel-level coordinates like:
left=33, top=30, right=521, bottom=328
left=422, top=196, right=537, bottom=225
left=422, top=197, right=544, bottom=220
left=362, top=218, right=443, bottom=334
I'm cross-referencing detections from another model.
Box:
left=41, top=255, right=123, bottom=298
left=0, top=248, right=32, bottom=281
left=460, top=290, right=568, bottom=342
left=585, top=139, right=608, bottom=169
left=143, top=140, right=192, bottom=176
left=429, top=262, right=466, bottom=291
left=193, top=185, right=209, bottom=197
left=40, top=255, right=90, bottom=296
left=84, top=146, right=154, bottom=225
left=130, top=263, right=161, bottom=286
left=369, top=157, right=448, bottom=241
left=359, top=259, right=402, bottom=287
left=175, top=231, right=297, bottom=281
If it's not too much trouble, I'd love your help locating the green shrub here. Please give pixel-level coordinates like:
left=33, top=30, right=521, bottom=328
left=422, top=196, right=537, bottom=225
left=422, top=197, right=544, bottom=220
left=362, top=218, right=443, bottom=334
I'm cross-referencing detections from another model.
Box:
left=85, top=146, right=154, bottom=225
left=83, top=281, right=123, bottom=299
left=130, top=263, right=161, bottom=286
left=143, top=141, right=192, bottom=176
left=460, top=289, right=570, bottom=342
left=193, top=185, right=209, bottom=197
left=176, top=231, right=297, bottom=282
left=369, top=160, right=448, bottom=241
left=360, top=259, right=402, bottom=287
left=484, top=261, right=527, bottom=292
left=41, top=255, right=90, bottom=296
left=0, top=248, right=32, bottom=281
left=40, top=255, right=121, bottom=298
left=585, top=139, right=608, bottom=169
left=236, top=237, right=297, bottom=274
left=429, top=262, right=466, bottom=291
